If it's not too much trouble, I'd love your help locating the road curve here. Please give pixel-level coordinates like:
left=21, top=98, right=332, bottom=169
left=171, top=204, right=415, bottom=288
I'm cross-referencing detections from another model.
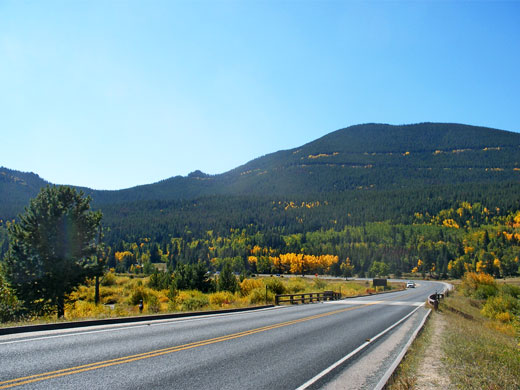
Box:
left=0, top=280, right=447, bottom=390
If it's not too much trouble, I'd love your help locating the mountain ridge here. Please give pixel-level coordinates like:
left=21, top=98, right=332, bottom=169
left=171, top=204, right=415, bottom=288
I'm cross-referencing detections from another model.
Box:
left=1, top=122, right=520, bottom=220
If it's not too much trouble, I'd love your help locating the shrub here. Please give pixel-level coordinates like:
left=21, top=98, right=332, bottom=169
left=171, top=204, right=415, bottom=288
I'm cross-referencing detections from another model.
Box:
left=264, top=277, right=286, bottom=295
left=313, top=278, right=327, bottom=290
left=209, top=291, right=235, bottom=306
left=460, top=272, right=497, bottom=298
left=102, top=294, right=120, bottom=305
left=148, top=270, right=172, bottom=291
left=128, top=286, right=148, bottom=305
left=499, top=284, right=520, bottom=299
left=101, top=272, right=116, bottom=286
left=286, top=278, right=306, bottom=293
left=481, top=294, right=520, bottom=321
left=66, top=300, right=110, bottom=319
left=176, top=290, right=209, bottom=311
left=167, top=282, right=178, bottom=301
left=146, top=294, right=161, bottom=313
left=181, top=295, right=209, bottom=311
left=249, top=287, right=274, bottom=304
left=0, top=273, right=22, bottom=322
left=240, top=278, right=264, bottom=296
left=474, top=284, right=498, bottom=300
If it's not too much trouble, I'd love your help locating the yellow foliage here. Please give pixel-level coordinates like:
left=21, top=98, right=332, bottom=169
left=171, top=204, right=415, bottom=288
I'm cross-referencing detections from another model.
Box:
left=209, top=291, right=235, bottom=306
left=114, top=251, right=133, bottom=262
left=443, top=219, right=460, bottom=229
left=251, top=245, right=263, bottom=255
left=240, top=278, right=264, bottom=296
left=462, top=272, right=496, bottom=292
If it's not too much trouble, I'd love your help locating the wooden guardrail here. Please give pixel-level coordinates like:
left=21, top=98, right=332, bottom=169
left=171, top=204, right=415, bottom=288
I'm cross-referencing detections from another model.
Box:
left=275, top=291, right=341, bottom=305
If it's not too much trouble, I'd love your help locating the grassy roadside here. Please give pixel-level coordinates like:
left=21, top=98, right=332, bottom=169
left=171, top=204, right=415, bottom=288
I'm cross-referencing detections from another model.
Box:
left=442, top=293, right=519, bottom=389
left=388, top=287, right=520, bottom=390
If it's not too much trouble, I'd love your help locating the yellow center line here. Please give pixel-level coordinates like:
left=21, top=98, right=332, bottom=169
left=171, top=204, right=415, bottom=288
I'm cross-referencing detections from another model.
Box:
left=0, top=303, right=375, bottom=389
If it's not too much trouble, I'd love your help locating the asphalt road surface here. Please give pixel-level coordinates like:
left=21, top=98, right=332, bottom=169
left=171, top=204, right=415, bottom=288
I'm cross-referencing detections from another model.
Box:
left=0, top=280, right=448, bottom=390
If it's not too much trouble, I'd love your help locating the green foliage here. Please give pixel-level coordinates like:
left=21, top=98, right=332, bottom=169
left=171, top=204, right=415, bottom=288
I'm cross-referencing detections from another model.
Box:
left=217, top=262, right=238, bottom=293
left=460, top=272, right=497, bottom=298
left=179, top=292, right=209, bottom=311
left=100, top=272, right=116, bottom=286
left=3, top=125, right=520, bottom=292
left=312, top=278, right=327, bottom=290
left=173, top=262, right=214, bottom=293
left=146, top=294, right=161, bottom=313
left=481, top=294, right=520, bottom=322
left=0, top=270, right=22, bottom=322
left=249, top=287, right=274, bottom=304
left=128, top=286, right=148, bottom=306
left=142, top=261, right=155, bottom=275
left=474, top=284, right=498, bottom=300
left=147, top=269, right=172, bottom=291
left=368, top=261, right=390, bottom=277
left=3, top=186, right=103, bottom=318
left=167, top=281, right=178, bottom=301
left=264, top=277, right=286, bottom=295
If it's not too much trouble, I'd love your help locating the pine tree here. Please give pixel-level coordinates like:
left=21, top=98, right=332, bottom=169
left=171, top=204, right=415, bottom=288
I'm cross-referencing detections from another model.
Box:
left=218, top=262, right=238, bottom=293
left=4, top=186, right=103, bottom=318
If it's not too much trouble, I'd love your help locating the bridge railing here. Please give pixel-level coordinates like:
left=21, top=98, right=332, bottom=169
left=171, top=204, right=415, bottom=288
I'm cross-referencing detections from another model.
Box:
left=275, top=291, right=341, bottom=305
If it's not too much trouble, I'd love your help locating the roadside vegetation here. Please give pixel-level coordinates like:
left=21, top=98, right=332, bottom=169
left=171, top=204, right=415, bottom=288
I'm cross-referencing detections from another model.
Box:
left=0, top=273, right=401, bottom=326
left=388, top=274, right=520, bottom=390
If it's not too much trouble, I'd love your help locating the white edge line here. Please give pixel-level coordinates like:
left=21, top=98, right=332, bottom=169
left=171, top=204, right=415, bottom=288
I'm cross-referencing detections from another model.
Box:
left=373, top=308, right=432, bottom=390
left=294, top=304, right=424, bottom=390
left=0, top=306, right=283, bottom=346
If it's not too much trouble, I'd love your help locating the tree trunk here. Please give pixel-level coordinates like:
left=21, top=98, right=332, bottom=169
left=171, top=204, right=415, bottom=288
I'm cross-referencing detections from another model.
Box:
left=95, top=275, right=100, bottom=305
left=57, top=294, right=65, bottom=319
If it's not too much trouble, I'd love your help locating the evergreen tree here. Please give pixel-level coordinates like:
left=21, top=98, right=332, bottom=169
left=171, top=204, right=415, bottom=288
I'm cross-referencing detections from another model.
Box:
left=192, top=261, right=213, bottom=293
left=4, top=186, right=103, bottom=318
left=218, top=261, right=238, bottom=293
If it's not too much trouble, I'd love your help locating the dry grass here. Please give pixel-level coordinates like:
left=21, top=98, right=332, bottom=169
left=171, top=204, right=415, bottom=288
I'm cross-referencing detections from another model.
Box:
left=389, top=291, right=520, bottom=390
left=441, top=293, right=520, bottom=390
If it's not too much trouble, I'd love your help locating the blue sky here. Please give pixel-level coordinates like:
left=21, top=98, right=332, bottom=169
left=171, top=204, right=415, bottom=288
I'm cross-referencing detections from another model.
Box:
left=1, top=1, right=519, bottom=190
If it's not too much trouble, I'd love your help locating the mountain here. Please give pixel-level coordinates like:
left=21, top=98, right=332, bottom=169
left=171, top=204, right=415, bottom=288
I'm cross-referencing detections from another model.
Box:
left=71, top=122, right=520, bottom=203
left=1, top=123, right=520, bottom=236
left=0, top=168, right=51, bottom=220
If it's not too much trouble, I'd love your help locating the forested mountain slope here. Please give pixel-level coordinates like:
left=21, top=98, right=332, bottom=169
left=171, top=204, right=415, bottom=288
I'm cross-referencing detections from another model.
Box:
left=85, top=122, right=520, bottom=203
left=2, top=122, right=520, bottom=276
left=1, top=122, right=519, bottom=225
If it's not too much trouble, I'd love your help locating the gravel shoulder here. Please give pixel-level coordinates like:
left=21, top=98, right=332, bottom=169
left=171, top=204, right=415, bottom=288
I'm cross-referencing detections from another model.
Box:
left=414, top=312, right=452, bottom=390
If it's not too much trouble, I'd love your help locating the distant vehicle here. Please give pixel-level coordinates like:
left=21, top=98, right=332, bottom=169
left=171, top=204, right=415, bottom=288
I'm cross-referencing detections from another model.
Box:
left=406, top=281, right=415, bottom=288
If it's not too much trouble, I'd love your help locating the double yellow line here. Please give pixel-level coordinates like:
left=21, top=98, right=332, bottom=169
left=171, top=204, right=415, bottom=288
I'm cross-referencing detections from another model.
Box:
left=0, top=304, right=372, bottom=389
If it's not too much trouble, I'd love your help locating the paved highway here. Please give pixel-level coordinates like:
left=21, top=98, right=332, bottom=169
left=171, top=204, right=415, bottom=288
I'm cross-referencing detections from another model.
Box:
left=0, top=281, right=448, bottom=389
